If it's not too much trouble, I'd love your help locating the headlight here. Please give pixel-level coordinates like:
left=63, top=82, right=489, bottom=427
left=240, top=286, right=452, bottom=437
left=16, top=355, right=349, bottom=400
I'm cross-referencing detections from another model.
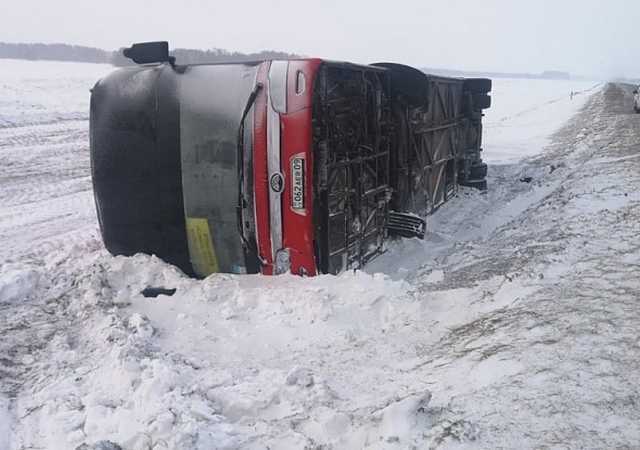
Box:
left=274, top=248, right=291, bottom=275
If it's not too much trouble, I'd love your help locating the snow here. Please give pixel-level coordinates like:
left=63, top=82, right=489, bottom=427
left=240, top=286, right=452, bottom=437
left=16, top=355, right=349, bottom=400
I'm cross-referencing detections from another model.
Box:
left=0, top=396, right=10, bottom=450
left=0, top=59, right=112, bottom=129
left=0, top=264, right=40, bottom=303
left=2, top=59, right=640, bottom=449
left=482, top=78, right=602, bottom=164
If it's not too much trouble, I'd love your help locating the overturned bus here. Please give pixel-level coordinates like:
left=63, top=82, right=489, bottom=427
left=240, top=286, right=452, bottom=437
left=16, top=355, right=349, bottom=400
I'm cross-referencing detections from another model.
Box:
left=90, top=42, right=491, bottom=277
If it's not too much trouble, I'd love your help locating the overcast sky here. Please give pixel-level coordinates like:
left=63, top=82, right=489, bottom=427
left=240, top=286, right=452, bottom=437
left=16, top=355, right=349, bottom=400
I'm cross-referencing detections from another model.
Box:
left=2, top=0, right=639, bottom=78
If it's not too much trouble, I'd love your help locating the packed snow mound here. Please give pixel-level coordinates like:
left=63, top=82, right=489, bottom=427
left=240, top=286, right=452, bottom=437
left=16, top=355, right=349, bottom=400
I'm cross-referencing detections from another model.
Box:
left=2, top=59, right=639, bottom=449
left=0, top=264, right=40, bottom=303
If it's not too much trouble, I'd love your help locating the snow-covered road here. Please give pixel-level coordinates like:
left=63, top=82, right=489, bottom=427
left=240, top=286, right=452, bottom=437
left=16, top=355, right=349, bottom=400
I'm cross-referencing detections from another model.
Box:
left=1, top=61, right=639, bottom=450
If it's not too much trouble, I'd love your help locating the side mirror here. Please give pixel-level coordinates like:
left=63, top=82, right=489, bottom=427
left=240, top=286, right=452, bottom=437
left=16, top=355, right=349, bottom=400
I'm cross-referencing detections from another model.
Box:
left=123, top=41, right=175, bottom=65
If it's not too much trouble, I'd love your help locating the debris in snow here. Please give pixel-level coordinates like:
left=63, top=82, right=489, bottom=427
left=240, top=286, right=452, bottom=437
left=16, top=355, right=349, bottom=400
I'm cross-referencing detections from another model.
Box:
left=519, top=176, right=533, bottom=183
left=141, top=287, right=177, bottom=298
left=75, top=441, right=122, bottom=450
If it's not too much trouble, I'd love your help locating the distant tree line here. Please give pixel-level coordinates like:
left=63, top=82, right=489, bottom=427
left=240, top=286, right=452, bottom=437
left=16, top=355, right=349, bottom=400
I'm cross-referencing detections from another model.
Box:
left=0, top=42, right=109, bottom=63
left=0, top=42, right=299, bottom=66
left=422, top=66, right=573, bottom=81
left=1, top=42, right=575, bottom=80
left=110, top=47, right=298, bottom=66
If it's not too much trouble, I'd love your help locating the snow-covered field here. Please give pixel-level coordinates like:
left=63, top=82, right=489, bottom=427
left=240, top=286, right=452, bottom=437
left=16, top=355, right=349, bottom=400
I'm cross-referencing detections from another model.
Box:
left=0, top=60, right=111, bottom=262
left=2, top=60, right=640, bottom=450
left=482, top=78, right=601, bottom=164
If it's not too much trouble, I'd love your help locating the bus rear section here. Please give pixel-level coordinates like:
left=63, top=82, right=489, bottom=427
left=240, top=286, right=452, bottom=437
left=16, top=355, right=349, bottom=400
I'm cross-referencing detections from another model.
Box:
left=311, top=62, right=393, bottom=274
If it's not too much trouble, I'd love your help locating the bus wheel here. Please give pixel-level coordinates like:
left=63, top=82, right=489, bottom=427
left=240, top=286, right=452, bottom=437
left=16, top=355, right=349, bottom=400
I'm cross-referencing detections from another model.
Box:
left=473, top=93, right=492, bottom=110
left=464, top=78, right=492, bottom=94
left=470, top=162, right=488, bottom=179
left=460, top=179, right=488, bottom=191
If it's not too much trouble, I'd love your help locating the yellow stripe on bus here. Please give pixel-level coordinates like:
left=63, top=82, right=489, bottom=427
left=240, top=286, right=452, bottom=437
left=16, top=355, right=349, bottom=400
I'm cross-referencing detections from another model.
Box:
left=185, top=217, right=219, bottom=276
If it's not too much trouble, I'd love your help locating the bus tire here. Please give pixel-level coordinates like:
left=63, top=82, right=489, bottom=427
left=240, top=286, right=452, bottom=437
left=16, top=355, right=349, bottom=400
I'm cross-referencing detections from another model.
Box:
left=470, top=162, right=488, bottom=179
left=464, top=78, right=492, bottom=94
left=460, top=179, right=488, bottom=191
left=473, top=93, right=492, bottom=110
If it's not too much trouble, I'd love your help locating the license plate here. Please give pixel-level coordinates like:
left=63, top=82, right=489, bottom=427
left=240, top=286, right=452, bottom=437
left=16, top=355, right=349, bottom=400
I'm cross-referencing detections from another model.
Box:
left=291, top=157, right=305, bottom=210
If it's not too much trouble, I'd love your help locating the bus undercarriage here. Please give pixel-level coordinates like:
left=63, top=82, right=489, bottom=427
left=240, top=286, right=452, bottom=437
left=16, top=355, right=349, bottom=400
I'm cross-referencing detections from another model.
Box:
left=312, top=62, right=490, bottom=274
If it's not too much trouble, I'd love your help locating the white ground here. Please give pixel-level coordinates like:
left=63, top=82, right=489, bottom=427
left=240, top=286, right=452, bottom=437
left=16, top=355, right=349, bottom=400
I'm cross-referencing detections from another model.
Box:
left=1, top=60, right=639, bottom=450
left=482, top=78, right=601, bottom=164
